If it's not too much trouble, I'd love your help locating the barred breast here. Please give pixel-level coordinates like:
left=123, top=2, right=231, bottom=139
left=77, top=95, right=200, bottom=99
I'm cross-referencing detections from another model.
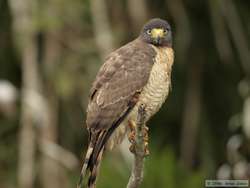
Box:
left=130, top=46, right=174, bottom=121
left=107, top=46, right=174, bottom=149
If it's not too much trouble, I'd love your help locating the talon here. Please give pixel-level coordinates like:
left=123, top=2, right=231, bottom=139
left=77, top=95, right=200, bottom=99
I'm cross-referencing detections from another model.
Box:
left=143, top=126, right=149, bottom=132
left=142, top=125, right=149, bottom=142
left=144, top=147, right=150, bottom=156
left=128, top=120, right=136, bottom=144
left=128, top=131, right=136, bottom=143
left=142, top=126, right=149, bottom=137
left=128, top=119, right=150, bottom=156
left=143, top=133, right=149, bottom=142
left=143, top=141, right=150, bottom=156
left=143, top=127, right=149, bottom=156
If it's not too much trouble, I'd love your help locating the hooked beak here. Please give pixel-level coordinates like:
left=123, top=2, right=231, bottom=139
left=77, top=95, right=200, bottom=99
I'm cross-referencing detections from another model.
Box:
left=151, top=28, right=166, bottom=45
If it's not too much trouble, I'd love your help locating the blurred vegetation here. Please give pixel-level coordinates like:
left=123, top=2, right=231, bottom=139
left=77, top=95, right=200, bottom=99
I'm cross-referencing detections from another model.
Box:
left=0, top=0, right=250, bottom=188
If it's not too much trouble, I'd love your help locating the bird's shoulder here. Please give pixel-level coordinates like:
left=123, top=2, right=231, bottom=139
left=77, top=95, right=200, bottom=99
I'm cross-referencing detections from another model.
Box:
left=89, top=38, right=156, bottom=101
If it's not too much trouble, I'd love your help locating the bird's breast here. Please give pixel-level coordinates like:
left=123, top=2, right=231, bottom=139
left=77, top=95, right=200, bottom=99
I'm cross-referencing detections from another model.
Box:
left=106, top=46, right=174, bottom=150
left=130, top=46, right=174, bottom=121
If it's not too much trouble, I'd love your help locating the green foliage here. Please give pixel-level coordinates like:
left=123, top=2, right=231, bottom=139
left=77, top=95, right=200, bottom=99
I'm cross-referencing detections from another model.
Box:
left=94, top=147, right=205, bottom=188
left=96, top=153, right=129, bottom=188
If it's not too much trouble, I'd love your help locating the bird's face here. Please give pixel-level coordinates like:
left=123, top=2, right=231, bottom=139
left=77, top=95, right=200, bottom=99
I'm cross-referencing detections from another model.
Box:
left=141, top=18, right=172, bottom=47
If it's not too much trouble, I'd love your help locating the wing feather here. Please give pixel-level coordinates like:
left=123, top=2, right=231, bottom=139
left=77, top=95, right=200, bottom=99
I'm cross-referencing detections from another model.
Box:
left=86, top=38, right=156, bottom=132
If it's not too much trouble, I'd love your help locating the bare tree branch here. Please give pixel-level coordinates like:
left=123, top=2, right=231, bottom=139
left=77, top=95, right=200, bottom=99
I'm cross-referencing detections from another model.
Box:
left=127, top=104, right=147, bottom=188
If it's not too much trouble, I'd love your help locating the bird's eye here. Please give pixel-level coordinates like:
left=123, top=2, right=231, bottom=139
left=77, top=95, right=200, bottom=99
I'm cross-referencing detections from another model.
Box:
left=146, top=29, right=151, bottom=35
left=163, top=29, right=168, bottom=34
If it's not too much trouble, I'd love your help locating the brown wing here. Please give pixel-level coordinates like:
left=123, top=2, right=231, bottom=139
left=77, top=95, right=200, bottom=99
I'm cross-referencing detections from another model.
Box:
left=86, top=38, right=156, bottom=132
left=78, top=39, right=156, bottom=186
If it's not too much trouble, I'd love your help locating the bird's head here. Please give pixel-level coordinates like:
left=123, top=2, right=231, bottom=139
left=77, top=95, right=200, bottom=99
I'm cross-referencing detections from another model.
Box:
left=140, top=18, right=172, bottom=47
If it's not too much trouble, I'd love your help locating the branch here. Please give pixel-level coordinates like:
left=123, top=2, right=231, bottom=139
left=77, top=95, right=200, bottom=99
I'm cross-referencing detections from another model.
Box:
left=127, top=104, right=147, bottom=188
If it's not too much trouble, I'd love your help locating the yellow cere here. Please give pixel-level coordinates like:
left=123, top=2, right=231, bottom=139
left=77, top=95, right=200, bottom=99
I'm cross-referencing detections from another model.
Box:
left=151, top=28, right=165, bottom=38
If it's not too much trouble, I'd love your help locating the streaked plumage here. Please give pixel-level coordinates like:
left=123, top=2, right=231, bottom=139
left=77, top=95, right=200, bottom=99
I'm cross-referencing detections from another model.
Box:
left=78, top=18, right=174, bottom=188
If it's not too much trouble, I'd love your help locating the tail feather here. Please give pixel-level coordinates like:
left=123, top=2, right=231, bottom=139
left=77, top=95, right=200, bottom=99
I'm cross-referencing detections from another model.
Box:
left=77, top=103, right=136, bottom=188
left=77, top=145, right=94, bottom=188
left=77, top=132, right=105, bottom=188
left=87, top=148, right=104, bottom=188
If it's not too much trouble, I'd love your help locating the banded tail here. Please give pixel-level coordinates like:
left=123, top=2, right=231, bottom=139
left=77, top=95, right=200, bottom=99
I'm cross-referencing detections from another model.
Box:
left=77, top=102, right=136, bottom=188
left=77, top=132, right=106, bottom=188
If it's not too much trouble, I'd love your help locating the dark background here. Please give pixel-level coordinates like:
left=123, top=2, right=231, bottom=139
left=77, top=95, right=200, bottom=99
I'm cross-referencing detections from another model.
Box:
left=0, top=0, right=250, bottom=187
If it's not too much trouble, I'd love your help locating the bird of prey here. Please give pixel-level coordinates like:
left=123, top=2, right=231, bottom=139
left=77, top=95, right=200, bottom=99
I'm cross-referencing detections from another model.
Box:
left=78, top=18, right=174, bottom=188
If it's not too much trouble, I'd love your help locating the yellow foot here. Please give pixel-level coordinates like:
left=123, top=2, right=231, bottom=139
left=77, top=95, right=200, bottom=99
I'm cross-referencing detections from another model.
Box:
left=128, top=131, right=135, bottom=143
left=128, top=120, right=150, bottom=156
left=144, top=141, right=150, bottom=156
left=143, top=125, right=149, bottom=156
left=128, top=120, right=136, bottom=143
left=128, top=120, right=136, bottom=132
left=142, top=126, right=149, bottom=142
left=128, top=120, right=136, bottom=154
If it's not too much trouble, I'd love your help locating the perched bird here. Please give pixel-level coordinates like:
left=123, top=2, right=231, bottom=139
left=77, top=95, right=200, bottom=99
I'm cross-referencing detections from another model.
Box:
left=78, top=18, right=174, bottom=188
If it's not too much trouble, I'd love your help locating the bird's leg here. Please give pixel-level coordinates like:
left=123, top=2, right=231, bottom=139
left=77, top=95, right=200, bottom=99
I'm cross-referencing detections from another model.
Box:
left=128, top=119, right=150, bottom=156
left=128, top=120, right=136, bottom=153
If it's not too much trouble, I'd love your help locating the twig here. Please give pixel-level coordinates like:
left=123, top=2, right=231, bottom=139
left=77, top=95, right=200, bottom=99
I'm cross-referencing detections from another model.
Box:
left=127, top=104, right=147, bottom=188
